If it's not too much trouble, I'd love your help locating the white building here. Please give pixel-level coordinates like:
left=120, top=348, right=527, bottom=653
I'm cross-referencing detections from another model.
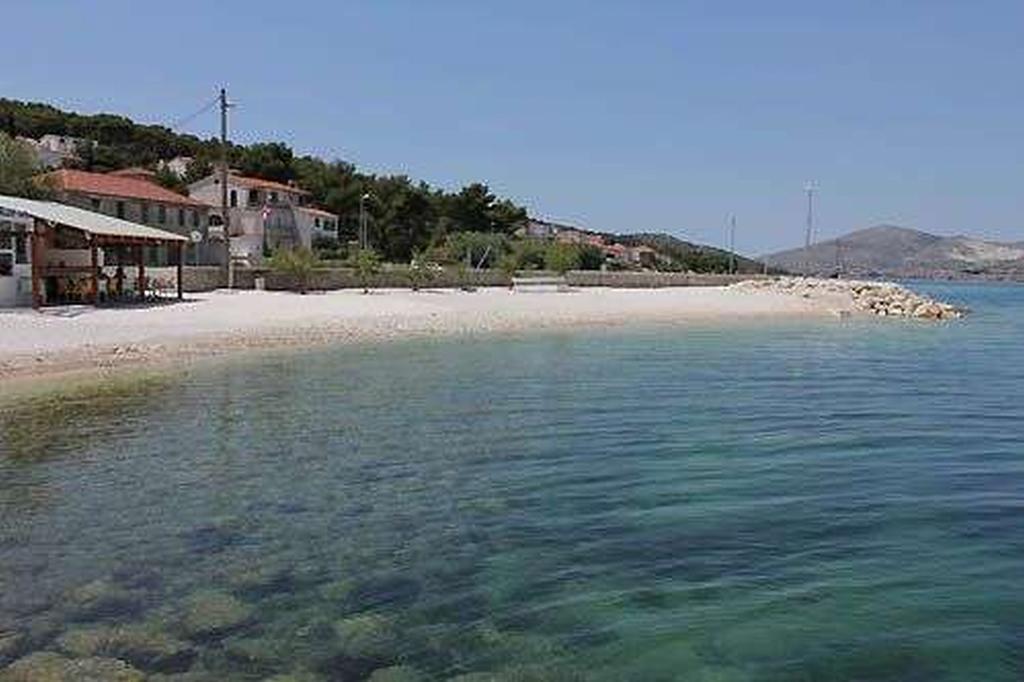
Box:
left=188, top=173, right=338, bottom=262
left=37, top=134, right=93, bottom=156
left=0, top=208, right=35, bottom=307
left=296, top=206, right=339, bottom=245
left=158, top=156, right=193, bottom=178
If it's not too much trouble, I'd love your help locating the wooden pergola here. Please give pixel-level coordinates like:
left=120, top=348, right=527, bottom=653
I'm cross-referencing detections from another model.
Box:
left=0, top=195, right=189, bottom=308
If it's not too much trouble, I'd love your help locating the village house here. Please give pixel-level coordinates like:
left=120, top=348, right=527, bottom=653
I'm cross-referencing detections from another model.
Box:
left=157, top=156, right=193, bottom=178
left=42, top=168, right=215, bottom=265
left=16, top=133, right=94, bottom=169
left=187, top=172, right=338, bottom=262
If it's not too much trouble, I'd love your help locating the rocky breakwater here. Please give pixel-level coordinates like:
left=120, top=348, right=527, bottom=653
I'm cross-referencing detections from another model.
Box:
left=732, top=277, right=964, bottom=320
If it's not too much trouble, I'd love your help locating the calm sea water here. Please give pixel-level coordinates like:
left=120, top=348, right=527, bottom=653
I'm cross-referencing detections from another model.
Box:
left=1, top=282, right=1022, bottom=681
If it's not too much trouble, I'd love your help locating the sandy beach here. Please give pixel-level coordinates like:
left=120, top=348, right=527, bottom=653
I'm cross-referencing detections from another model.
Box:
left=0, top=285, right=854, bottom=385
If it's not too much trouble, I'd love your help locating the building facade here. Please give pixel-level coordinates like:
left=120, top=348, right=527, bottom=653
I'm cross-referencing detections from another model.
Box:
left=188, top=173, right=338, bottom=262
left=45, top=169, right=216, bottom=265
left=0, top=208, right=34, bottom=307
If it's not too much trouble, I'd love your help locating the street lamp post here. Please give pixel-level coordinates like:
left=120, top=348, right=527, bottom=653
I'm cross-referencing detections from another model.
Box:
left=359, top=193, right=371, bottom=250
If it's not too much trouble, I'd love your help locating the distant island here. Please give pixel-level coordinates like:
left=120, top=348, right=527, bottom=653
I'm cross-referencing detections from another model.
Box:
left=764, top=225, right=1024, bottom=281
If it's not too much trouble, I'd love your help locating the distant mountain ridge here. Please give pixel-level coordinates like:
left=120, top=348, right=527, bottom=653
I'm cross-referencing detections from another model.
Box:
left=763, top=225, right=1024, bottom=280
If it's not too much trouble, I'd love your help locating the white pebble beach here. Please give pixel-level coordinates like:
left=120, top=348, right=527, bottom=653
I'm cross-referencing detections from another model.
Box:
left=0, top=280, right=957, bottom=386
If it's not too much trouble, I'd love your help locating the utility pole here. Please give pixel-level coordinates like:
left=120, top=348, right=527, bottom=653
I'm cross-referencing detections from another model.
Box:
left=804, top=181, right=816, bottom=249
left=219, top=88, right=233, bottom=288
left=728, top=214, right=737, bottom=275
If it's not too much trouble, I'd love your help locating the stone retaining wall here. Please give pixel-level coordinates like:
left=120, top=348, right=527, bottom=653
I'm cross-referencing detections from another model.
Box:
left=145, top=266, right=226, bottom=293
left=160, top=267, right=769, bottom=292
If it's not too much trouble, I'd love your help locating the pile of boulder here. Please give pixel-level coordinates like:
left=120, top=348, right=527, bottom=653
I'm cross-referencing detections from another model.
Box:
left=733, top=277, right=964, bottom=320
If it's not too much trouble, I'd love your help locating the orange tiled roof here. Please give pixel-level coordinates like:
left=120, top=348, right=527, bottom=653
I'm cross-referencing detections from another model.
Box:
left=229, top=174, right=310, bottom=195
left=296, top=206, right=337, bottom=218
left=44, top=169, right=206, bottom=207
left=108, top=167, right=156, bottom=178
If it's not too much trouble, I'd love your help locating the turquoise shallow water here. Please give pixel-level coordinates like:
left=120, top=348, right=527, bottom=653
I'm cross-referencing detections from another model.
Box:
left=1, top=282, right=1023, bottom=681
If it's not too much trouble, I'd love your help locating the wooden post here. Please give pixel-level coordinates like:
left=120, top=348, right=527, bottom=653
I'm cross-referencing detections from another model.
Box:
left=30, top=222, right=44, bottom=309
left=176, top=242, right=184, bottom=300
left=136, top=244, right=146, bottom=300
left=90, top=240, right=99, bottom=305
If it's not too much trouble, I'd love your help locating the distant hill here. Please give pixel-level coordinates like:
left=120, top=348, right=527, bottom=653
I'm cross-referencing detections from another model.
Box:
left=763, top=225, right=1024, bottom=280
left=614, top=232, right=770, bottom=274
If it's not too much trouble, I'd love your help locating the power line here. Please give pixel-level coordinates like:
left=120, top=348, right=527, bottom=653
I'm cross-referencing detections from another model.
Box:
left=169, top=94, right=220, bottom=132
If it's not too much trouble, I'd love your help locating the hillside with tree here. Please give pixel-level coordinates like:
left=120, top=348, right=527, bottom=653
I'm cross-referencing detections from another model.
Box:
left=1, top=97, right=762, bottom=273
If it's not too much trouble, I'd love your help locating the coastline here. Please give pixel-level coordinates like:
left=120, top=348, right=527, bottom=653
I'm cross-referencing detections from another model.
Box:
left=0, top=286, right=851, bottom=390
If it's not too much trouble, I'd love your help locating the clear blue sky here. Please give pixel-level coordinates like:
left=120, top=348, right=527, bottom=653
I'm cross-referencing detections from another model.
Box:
left=3, top=0, right=1022, bottom=253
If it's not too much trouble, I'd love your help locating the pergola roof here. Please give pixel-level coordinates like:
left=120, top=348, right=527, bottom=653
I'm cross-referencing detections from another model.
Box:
left=0, top=194, right=188, bottom=244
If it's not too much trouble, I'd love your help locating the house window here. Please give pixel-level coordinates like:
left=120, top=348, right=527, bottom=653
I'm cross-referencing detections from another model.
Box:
left=270, top=191, right=278, bottom=204
left=91, top=198, right=101, bottom=211
left=0, top=229, right=13, bottom=276
left=158, top=205, right=167, bottom=223
left=178, top=209, right=185, bottom=226
left=15, top=233, right=28, bottom=264
left=248, top=189, right=259, bottom=206
left=230, top=190, right=238, bottom=208
left=141, top=203, right=150, bottom=223
left=116, top=201, right=126, bottom=219
left=192, top=210, right=199, bottom=227
left=315, top=218, right=321, bottom=228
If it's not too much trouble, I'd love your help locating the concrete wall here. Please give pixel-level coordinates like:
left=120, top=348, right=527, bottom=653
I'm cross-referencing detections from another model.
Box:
left=147, top=266, right=225, bottom=292
left=168, top=266, right=769, bottom=293
left=565, top=271, right=764, bottom=288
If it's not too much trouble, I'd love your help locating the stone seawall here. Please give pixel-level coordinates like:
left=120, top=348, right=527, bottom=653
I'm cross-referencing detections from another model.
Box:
left=156, top=267, right=769, bottom=292
left=733, top=277, right=964, bottom=320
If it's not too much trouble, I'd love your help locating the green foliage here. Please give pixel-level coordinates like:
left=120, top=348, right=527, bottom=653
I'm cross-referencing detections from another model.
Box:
left=544, top=242, right=581, bottom=275
left=183, top=157, right=214, bottom=185
left=351, top=248, right=381, bottom=293
left=269, top=247, right=319, bottom=294
left=497, top=251, right=520, bottom=281
left=615, top=232, right=765, bottom=274
left=511, top=240, right=548, bottom=270
left=443, top=231, right=511, bottom=268
left=444, top=183, right=527, bottom=234
left=152, top=165, right=187, bottom=195
left=407, top=250, right=437, bottom=291
left=0, top=132, right=52, bottom=199
left=237, top=142, right=295, bottom=183
left=578, top=244, right=606, bottom=271
left=0, top=98, right=531, bottom=265
left=311, top=235, right=346, bottom=261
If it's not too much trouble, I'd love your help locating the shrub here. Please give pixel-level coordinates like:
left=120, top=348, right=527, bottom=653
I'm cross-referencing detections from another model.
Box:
left=351, top=248, right=381, bottom=293
left=544, top=243, right=581, bottom=275
left=269, top=247, right=319, bottom=294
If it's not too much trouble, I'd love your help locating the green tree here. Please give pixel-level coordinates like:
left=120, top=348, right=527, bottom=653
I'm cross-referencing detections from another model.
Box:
left=152, top=165, right=188, bottom=195
left=351, top=248, right=381, bottom=294
left=513, top=240, right=548, bottom=270
left=0, top=132, right=52, bottom=199
left=183, top=156, right=214, bottom=185
left=408, top=250, right=436, bottom=291
left=545, top=242, right=580, bottom=275
left=497, top=252, right=519, bottom=288
left=444, top=231, right=510, bottom=268
left=269, top=247, right=319, bottom=294
left=578, top=244, right=606, bottom=270
left=237, top=142, right=295, bottom=182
